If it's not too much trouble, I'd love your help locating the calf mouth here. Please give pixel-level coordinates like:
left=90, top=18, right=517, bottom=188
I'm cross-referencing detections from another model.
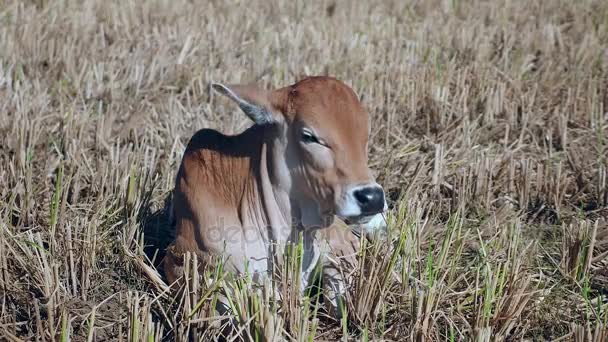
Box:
left=343, top=214, right=371, bottom=225
left=343, top=212, right=381, bottom=225
left=343, top=212, right=387, bottom=240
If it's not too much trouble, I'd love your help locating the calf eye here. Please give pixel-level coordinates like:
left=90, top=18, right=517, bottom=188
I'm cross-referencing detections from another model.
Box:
left=301, top=129, right=320, bottom=144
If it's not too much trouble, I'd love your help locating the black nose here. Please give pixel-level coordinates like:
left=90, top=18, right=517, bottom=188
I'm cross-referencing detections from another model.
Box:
left=353, top=186, right=385, bottom=215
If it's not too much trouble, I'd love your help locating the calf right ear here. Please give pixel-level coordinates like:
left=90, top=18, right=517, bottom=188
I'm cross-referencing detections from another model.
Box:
left=212, top=83, right=279, bottom=125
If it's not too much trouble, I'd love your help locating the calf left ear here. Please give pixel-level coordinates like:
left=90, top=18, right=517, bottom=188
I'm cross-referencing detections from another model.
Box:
left=212, top=83, right=278, bottom=125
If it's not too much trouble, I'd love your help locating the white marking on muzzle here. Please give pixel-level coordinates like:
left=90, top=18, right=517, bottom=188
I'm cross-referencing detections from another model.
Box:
left=336, top=183, right=387, bottom=220
left=360, top=212, right=387, bottom=233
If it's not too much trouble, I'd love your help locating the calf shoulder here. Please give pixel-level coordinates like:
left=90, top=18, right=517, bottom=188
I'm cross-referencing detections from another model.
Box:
left=164, top=126, right=267, bottom=284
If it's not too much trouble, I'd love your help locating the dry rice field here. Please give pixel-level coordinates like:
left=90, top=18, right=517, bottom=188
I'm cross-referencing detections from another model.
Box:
left=1, top=0, right=608, bottom=340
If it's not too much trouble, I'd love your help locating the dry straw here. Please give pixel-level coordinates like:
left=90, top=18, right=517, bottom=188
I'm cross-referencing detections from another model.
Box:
left=0, top=0, right=607, bottom=340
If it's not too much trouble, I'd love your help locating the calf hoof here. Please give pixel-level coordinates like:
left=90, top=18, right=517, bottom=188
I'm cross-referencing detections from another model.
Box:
left=324, top=292, right=347, bottom=320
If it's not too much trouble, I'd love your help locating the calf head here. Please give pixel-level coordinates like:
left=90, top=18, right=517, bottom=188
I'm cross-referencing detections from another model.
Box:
left=212, top=76, right=386, bottom=231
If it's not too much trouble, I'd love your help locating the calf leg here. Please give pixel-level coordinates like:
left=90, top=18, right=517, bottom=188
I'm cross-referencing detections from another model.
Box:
left=300, top=232, right=321, bottom=295
left=321, top=258, right=348, bottom=319
left=317, top=221, right=361, bottom=319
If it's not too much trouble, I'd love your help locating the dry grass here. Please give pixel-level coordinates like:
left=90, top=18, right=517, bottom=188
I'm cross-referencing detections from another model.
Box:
left=1, top=0, right=607, bottom=340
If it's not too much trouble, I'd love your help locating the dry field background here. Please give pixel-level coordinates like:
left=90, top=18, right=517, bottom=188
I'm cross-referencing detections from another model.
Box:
left=1, top=0, right=608, bottom=340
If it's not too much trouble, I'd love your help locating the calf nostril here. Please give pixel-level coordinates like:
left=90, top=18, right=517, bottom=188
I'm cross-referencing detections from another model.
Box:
left=354, top=189, right=373, bottom=204
left=353, top=187, right=385, bottom=215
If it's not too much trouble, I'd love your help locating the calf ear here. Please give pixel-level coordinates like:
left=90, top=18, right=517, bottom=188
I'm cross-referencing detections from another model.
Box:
left=212, top=83, right=277, bottom=125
